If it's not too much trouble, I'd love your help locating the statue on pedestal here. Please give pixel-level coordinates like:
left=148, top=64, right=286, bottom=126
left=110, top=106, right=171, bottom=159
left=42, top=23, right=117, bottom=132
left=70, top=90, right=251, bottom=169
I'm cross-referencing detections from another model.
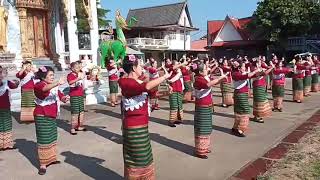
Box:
left=0, top=0, right=8, bottom=53
left=99, top=10, right=138, bottom=68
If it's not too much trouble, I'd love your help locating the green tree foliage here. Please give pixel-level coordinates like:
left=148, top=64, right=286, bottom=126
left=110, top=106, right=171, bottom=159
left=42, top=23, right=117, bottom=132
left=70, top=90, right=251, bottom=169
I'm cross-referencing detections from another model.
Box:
left=249, top=0, right=320, bottom=45
left=75, top=0, right=90, bottom=33
left=97, top=6, right=112, bottom=29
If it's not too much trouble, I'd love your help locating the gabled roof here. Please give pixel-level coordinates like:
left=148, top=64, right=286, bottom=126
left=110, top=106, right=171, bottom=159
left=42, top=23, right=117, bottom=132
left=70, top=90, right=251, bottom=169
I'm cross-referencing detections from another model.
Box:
left=208, top=16, right=253, bottom=44
left=126, top=2, right=194, bottom=28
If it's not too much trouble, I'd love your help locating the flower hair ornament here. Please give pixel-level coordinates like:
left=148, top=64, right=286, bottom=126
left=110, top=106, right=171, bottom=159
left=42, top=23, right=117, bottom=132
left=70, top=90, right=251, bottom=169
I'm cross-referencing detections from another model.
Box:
left=128, top=55, right=136, bottom=62
left=192, top=63, right=198, bottom=70
left=39, top=66, right=47, bottom=72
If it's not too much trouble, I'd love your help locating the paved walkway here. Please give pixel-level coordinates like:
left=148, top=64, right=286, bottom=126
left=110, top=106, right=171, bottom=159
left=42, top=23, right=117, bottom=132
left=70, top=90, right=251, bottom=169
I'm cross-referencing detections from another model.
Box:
left=1, top=79, right=320, bottom=180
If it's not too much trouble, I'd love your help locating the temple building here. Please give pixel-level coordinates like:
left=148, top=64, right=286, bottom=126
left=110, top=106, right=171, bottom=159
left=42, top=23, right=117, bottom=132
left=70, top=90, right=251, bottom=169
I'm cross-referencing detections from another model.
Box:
left=0, top=0, right=99, bottom=70
left=125, top=2, right=198, bottom=61
left=207, top=15, right=268, bottom=58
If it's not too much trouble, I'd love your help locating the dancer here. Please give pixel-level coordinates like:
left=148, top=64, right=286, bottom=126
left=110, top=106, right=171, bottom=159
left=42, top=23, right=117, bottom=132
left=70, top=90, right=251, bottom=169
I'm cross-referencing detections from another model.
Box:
left=232, top=60, right=261, bottom=137
left=118, top=55, right=171, bottom=180
left=166, top=59, right=187, bottom=127
left=0, top=66, right=19, bottom=151
left=251, top=59, right=274, bottom=123
left=292, top=57, right=306, bottom=103
left=107, top=59, right=119, bottom=107
left=303, top=55, right=312, bottom=97
left=16, top=61, right=36, bottom=122
left=311, top=55, right=319, bottom=92
left=272, top=61, right=292, bottom=112
left=67, top=62, right=86, bottom=135
left=148, top=59, right=161, bottom=111
left=34, top=66, right=69, bottom=175
left=181, top=58, right=194, bottom=102
left=220, top=59, right=234, bottom=107
left=193, top=62, right=227, bottom=159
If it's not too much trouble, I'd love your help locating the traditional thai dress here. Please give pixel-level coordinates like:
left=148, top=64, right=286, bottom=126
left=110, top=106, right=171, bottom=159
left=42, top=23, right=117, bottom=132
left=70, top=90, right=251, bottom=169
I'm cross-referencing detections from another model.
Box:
left=220, top=66, right=234, bottom=106
left=67, top=72, right=85, bottom=129
left=34, top=81, right=65, bottom=167
left=262, top=62, right=272, bottom=90
left=303, top=62, right=312, bottom=95
left=272, top=67, right=291, bottom=109
left=293, top=64, right=305, bottom=102
left=168, top=65, right=184, bottom=125
left=148, top=67, right=160, bottom=109
left=245, top=62, right=253, bottom=97
left=232, top=71, right=251, bottom=133
left=0, top=80, right=18, bottom=150
left=252, top=69, right=272, bottom=119
left=16, top=71, right=35, bottom=122
left=107, top=64, right=119, bottom=95
left=193, top=75, right=213, bottom=156
left=118, top=78, right=155, bottom=180
left=311, top=62, right=319, bottom=92
left=181, top=66, right=193, bottom=94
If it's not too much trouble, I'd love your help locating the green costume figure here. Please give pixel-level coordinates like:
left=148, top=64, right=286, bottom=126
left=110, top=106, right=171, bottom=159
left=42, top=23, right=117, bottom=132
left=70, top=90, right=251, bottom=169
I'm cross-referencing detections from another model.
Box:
left=99, top=10, right=137, bottom=68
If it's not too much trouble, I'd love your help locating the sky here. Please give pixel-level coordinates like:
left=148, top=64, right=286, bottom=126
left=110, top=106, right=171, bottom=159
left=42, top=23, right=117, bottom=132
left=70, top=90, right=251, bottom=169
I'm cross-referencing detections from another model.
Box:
left=100, top=0, right=260, bottom=40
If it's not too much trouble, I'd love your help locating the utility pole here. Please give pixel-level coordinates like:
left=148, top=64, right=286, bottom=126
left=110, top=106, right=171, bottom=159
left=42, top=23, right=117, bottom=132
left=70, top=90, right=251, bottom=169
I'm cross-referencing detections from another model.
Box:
left=184, top=17, right=186, bottom=51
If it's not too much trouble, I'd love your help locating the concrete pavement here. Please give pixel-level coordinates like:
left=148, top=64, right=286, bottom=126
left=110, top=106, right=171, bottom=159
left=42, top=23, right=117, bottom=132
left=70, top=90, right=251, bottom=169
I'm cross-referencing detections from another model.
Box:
left=1, top=79, right=319, bottom=180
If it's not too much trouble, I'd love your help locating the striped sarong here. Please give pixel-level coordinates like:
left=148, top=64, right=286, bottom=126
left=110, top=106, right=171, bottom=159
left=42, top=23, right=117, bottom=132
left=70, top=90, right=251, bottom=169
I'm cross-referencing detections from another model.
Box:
left=194, top=106, right=212, bottom=156
left=169, top=92, right=184, bottom=123
left=123, top=125, right=155, bottom=180
left=70, top=96, right=85, bottom=114
left=233, top=92, right=250, bottom=133
left=311, top=73, right=319, bottom=92
left=303, top=76, right=312, bottom=94
left=183, top=81, right=193, bottom=92
left=35, top=116, right=58, bottom=166
left=293, top=78, right=304, bottom=101
left=20, top=89, right=35, bottom=122
left=220, top=81, right=234, bottom=105
left=272, top=85, right=285, bottom=98
left=0, top=110, right=13, bottom=149
left=109, top=80, right=119, bottom=94
left=253, top=86, right=272, bottom=118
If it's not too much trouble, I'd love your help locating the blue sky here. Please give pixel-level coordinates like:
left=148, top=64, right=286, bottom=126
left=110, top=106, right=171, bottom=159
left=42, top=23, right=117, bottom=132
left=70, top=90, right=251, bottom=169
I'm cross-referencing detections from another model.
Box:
left=100, top=0, right=260, bottom=40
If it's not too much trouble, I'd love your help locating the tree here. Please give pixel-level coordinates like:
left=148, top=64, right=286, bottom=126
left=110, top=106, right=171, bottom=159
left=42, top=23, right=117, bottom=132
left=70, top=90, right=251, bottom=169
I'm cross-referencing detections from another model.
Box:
left=249, top=0, right=320, bottom=50
left=96, top=0, right=112, bottom=29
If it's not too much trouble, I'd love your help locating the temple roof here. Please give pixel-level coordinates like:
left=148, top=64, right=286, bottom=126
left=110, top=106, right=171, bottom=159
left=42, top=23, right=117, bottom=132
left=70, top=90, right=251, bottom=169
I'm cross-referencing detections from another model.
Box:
left=126, top=2, right=195, bottom=29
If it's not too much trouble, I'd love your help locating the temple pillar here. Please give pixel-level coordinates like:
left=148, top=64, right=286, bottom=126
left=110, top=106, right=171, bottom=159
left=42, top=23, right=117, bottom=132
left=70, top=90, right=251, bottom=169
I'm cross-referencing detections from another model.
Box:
left=17, top=8, right=29, bottom=59
left=67, top=0, right=79, bottom=62
left=90, top=0, right=99, bottom=65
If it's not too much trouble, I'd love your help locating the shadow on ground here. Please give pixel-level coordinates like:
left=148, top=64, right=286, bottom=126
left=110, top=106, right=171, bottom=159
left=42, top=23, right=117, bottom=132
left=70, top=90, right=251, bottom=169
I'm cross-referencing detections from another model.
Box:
left=61, top=151, right=123, bottom=180
left=15, top=139, right=39, bottom=169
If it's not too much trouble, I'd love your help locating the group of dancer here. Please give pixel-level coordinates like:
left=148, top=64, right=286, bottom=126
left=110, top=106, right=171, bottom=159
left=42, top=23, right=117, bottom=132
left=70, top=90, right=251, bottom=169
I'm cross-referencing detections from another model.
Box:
left=0, top=53, right=319, bottom=179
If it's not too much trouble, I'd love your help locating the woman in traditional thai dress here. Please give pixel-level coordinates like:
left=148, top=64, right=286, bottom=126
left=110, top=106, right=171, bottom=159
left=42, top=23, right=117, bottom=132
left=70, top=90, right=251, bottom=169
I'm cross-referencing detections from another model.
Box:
left=311, top=55, right=319, bottom=92
left=251, top=59, right=274, bottom=123
left=166, top=59, right=188, bottom=127
left=0, top=66, right=19, bottom=151
left=220, top=59, right=234, bottom=107
left=148, top=60, right=162, bottom=111
left=181, top=59, right=194, bottom=102
left=67, top=62, right=86, bottom=135
left=107, top=60, right=119, bottom=107
left=118, top=55, right=171, bottom=180
left=193, top=62, right=227, bottom=159
left=16, top=61, right=36, bottom=122
left=272, top=61, right=292, bottom=112
left=293, top=57, right=306, bottom=103
left=231, top=61, right=261, bottom=137
left=34, top=66, right=69, bottom=175
left=303, top=55, right=312, bottom=97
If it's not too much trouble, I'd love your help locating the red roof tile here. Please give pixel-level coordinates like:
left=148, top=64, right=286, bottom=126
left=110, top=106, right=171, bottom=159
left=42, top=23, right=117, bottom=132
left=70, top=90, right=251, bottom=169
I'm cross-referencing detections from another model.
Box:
left=208, top=16, right=253, bottom=46
left=191, top=39, right=208, bottom=51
